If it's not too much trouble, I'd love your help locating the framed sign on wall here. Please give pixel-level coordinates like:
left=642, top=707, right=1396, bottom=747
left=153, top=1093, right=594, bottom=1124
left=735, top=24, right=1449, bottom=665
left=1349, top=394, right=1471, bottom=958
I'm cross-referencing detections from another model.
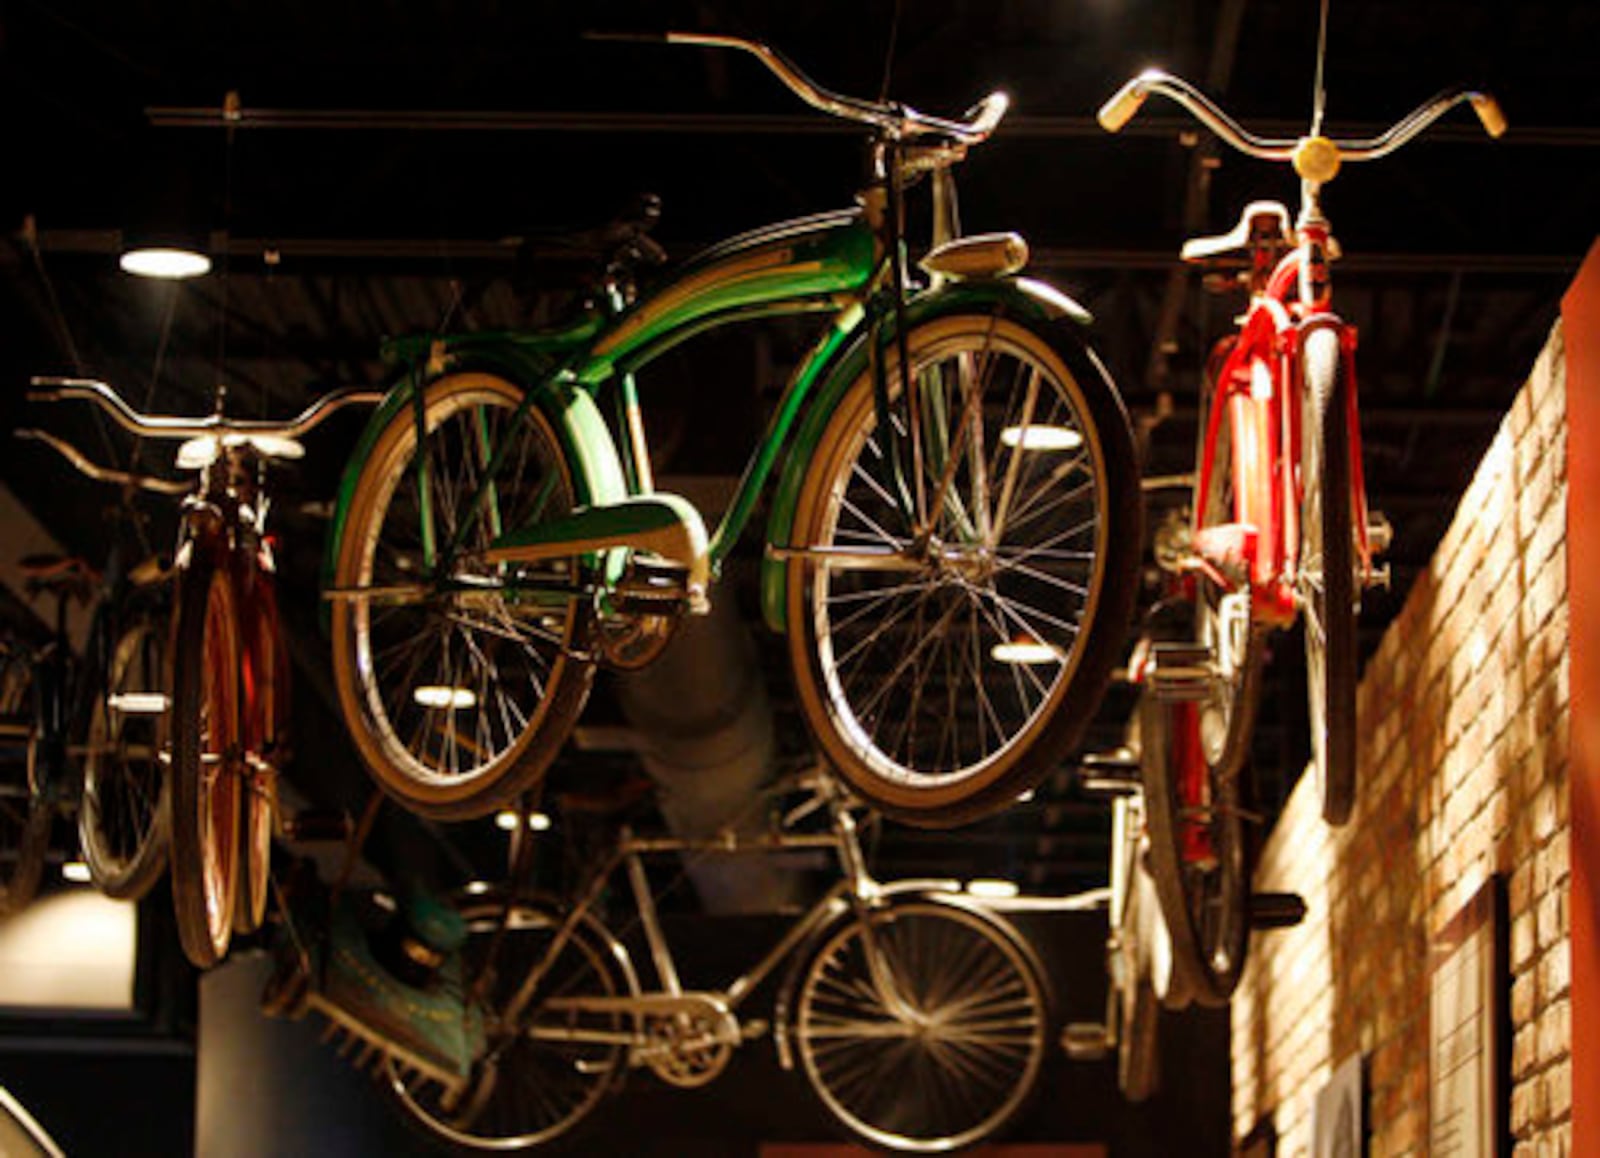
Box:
left=1429, top=876, right=1510, bottom=1157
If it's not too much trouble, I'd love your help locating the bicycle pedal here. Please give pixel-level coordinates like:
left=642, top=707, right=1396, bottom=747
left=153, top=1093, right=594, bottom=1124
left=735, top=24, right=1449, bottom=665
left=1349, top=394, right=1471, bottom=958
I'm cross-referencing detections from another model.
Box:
left=615, top=558, right=692, bottom=615
left=282, top=809, right=353, bottom=843
left=1364, top=562, right=1392, bottom=592
left=1078, top=748, right=1141, bottom=798
left=1367, top=510, right=1393, bottom=556
left=1146, top=643, right=1211, bottom=702
left=1249, top=891, right=1307, bottom=930
left=1060, top=1022, right=1111, bottom=1060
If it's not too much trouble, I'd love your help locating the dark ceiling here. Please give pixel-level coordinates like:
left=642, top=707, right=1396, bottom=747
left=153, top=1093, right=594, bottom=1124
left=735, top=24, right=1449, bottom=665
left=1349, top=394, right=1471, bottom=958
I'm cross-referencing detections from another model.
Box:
left=2, top=0, right=1596, bottom=901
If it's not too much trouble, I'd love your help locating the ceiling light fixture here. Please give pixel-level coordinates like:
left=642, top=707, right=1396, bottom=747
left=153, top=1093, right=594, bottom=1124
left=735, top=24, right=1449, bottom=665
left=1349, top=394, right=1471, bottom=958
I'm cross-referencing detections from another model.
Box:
left=991, top=639, right=1060, bottom=664
left=999, top=424, right=1083, bottom=452
left=118, top=245, right=212, bottom=280
left=413, top=685, right=477, bottom=710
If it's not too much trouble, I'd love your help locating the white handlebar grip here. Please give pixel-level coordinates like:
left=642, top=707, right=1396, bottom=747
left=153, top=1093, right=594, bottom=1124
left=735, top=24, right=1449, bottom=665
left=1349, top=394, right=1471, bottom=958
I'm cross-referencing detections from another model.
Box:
left=1098, top=80, right=1150, bottom=132
left=1471, top=93, right=1508, bottom=139
left=967, top=91, right=1011, bottom=139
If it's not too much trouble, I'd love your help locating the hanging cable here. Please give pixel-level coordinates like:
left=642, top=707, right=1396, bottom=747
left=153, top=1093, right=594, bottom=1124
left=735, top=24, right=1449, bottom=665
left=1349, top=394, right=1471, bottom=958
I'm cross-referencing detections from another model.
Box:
left=1311, top=0, right=1332, bottom=137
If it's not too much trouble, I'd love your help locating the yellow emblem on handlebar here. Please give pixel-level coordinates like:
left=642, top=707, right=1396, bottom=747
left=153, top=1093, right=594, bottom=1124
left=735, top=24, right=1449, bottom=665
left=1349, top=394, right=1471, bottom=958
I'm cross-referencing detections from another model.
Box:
left=1292, top=135, right=1342, bottom=184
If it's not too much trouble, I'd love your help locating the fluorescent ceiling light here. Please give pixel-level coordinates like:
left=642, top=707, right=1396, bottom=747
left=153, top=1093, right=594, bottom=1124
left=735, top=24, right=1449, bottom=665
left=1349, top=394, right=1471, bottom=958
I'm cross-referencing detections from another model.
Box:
left=1000, top=424, right=1083, bottom=451
left=991, top=640, right=1060, bottom=664
left=119, top=247, right=212, bottom=280
left=413, top=685, right=477, bottom=710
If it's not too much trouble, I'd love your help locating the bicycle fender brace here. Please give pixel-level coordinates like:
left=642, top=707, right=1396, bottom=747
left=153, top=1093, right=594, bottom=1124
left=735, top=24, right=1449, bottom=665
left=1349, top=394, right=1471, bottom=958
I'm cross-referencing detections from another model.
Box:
left=758, top=277, right=1096, bottom=634
left=319, top=342, right=630, bottom=626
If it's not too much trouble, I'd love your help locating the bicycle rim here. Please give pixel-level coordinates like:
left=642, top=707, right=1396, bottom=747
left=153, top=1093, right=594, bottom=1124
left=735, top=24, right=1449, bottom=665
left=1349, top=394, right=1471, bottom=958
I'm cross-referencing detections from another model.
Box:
left=796, top=900, right=1049, bottom=1151
left=80, top=610, right=171, bottom=901
left=169, top=557, right=241, bottom=968
left=333, top=374, right=593, bottom=819
left=793, top=315, right=1130, bottom=819
left=236, top=577, right=283, bottom=934
left=1194, top=381, right=1265, bottom=776
left=1137, top=693, right=1249, bottom=1005
left=386, top=902, right=626, bottom=1149
left=1299, top=327, right=1357, bottom=824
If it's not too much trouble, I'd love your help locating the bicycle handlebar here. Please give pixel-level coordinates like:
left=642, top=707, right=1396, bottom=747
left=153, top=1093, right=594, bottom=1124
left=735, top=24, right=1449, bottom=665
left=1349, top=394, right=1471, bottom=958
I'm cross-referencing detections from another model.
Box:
left=28, top=378, right=385, bottom=441
left=603, top=31, right=1009, bottom=144
left=1099, top=68, right=1504, bottom=168
left=14, top=428, right=190, bottom=495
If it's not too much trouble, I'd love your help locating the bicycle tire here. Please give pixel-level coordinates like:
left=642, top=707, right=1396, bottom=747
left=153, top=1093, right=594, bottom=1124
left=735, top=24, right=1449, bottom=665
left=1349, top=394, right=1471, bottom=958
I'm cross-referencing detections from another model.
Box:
left=1116, top=863, right=1162, bottom=1102
left=794, top=896, right=1051, bottom=1152
left=386, top=900, right=630, bottom=1151
left=169, top=551, right=242, bottom=968
left=0, top=646, right=49, bottom=916
left=1299, top=327, right=1357, bottom=825
left=788, top=313, right=1140, bottom=826
left=79, top=603, right=171, bottom=901
left=1137, top=691, right=1250, bottom=1007
left=1193, top=369, right=1266, bottom=779
left=235, top=572, right=285, bottom=934
left=330, top=372, right=596, bottom=821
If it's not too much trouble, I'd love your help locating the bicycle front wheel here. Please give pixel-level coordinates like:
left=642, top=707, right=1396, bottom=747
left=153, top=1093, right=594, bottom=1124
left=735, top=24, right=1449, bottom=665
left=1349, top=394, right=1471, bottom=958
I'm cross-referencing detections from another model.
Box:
left=169, top=552, right=242, bottom=968
left=1137, top=692, right=1249, bottom=1006
left=386, top=901, right=629, bottom=1151
left=236, top=573, right=286, bottom=934
left=1299, top=327, right=1357, bottom=825
left=330, top=373, right=595, bottom=820
left=794, top=897, right=1051, bottom=1152
left=0, top=648, right=49, bottom=916
left=79, top=604, right=171, bottom=901
left=789, top=314, right=1140, bottom=825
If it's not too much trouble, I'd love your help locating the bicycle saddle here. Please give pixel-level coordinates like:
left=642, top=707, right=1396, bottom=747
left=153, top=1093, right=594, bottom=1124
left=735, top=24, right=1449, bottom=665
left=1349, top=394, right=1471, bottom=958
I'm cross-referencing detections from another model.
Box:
left=20, top=553, right=99, bottom=603
left=175, top=432, right=305, bottom=470
left=1180, top=200, right=1295, bottom=265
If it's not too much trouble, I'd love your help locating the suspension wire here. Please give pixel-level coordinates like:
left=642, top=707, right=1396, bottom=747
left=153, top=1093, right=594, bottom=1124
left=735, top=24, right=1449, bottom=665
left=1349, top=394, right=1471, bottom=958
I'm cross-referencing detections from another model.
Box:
left=1311, top=0, right=1331, bottom=137
left=876, top=0, right=904, bottom=104
left=214, top=91, right=239, bottom=415
left=20, top=216, right=121, bottom=469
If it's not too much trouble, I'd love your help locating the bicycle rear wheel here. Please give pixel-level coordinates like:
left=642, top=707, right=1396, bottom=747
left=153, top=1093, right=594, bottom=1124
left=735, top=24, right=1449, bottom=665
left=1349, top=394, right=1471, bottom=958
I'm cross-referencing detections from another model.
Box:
left=794, top=897, right=1051, bottom=1151
left=1192, top=364, right=1266, bottom=779
left=330, top=373, right=595, bottom=821
left=386, top=900, right=629, bottom=1150
left=789, top=313, right=1140, bottom=825
left=0, top=648, right=49, bottom=916
left=236, top=573, right=286, bottom=934
left=79, top=604, right=171, bottom=901
left=169, top=552, right=242, bottom=968
left=1299, top=327, right=1357, bottom=825
left=1137, top=691, right=1250, bottom=1006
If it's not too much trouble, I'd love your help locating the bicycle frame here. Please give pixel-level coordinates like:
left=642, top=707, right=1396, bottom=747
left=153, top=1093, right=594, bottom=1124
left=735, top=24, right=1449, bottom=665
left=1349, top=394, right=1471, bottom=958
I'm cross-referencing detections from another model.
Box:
left=1191, top=227, right=1373, bottom=627
left=327, top=157, right=1089, bottom=634
left=498, top=780, right=958, bottom=1067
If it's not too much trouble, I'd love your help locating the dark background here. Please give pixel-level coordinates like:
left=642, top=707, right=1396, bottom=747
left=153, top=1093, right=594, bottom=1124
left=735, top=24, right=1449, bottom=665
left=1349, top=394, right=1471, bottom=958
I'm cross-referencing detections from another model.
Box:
left=0, top=1, right=1595, bottom=1153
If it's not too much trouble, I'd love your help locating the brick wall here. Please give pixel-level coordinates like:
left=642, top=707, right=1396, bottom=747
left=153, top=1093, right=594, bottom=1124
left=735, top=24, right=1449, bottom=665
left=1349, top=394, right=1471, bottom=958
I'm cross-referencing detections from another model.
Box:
left=1229, top=320, right=1572, bottom=1156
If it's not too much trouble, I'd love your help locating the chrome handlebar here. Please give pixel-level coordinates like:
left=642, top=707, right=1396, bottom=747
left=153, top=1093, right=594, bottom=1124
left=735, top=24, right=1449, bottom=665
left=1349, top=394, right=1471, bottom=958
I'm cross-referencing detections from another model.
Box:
left=14, top=428, right=190, bottom=495
left=1098, top=68, right=1504, bottom=168
left=28, top=377, right=384, bottom=441
left=658, top=31, right=1009, bottom=145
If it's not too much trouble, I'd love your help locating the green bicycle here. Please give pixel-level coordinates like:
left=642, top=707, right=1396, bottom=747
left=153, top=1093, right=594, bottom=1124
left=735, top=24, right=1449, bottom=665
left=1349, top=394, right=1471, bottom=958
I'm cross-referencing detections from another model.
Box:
left=325, top=34, right=1141, bottom=827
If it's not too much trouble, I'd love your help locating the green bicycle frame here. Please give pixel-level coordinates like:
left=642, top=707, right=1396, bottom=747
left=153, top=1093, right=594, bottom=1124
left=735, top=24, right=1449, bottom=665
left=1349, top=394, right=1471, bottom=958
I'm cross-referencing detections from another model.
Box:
left=324, top=204, right=1093, bottom=630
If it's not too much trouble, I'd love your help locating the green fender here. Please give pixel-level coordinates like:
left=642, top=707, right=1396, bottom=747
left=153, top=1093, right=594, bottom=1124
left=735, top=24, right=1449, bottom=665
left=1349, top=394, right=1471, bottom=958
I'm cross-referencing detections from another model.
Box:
left=759, top=276, right=1101, bottom=634
left=320, top=340, right=629, bottom=617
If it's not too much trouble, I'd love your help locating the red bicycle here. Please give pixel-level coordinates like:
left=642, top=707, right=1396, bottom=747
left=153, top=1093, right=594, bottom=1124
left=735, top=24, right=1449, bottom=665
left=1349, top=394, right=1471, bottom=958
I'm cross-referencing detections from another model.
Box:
left=28, top=378, right=379, bottom=966
left=1101, top=60, right=1502, bottom=998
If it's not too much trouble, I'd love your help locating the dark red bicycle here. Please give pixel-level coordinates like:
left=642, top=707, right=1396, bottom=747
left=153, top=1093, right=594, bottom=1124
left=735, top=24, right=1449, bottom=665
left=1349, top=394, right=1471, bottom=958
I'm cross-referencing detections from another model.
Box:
left=1101, top=58, right=1503, bottom=999
left=29, top=378, right=378, bottom=966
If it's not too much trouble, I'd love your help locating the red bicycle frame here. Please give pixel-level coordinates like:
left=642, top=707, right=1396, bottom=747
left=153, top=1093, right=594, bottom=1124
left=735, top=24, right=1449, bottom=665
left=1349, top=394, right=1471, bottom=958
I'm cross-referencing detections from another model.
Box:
left=1191, top=218, right=1373, bottom=629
